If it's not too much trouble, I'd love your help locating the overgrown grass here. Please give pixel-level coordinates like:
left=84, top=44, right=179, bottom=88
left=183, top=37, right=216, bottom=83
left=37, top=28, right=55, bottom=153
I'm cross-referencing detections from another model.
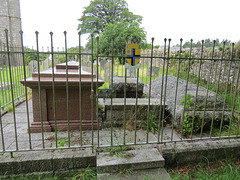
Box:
left=169, top=158, right=240, bottom=180
left=0, top=66, right=31, bottom=109
left=6, top=166, right=97, bottom=180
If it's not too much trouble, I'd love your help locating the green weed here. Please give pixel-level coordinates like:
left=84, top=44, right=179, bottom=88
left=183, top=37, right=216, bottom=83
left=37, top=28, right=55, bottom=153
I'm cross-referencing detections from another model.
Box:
left=57, top=139, right=67, bottom=152
left=72, top=166, right=96, bottom=180
left=6, top=104, right=14, bottom=112
left=179, top=94, right=194, bottom=109
left=169, top=158, right=240, bottom=180
left=103, top=145, right=132, bottom=158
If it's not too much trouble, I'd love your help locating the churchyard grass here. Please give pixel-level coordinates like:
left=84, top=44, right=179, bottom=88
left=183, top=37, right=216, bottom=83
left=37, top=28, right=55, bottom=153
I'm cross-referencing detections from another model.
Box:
left=0, top=65, right=43, bottom=109
left=6, top=158, right=239, bottom=179
left=169, top=158, right=240, bottom=180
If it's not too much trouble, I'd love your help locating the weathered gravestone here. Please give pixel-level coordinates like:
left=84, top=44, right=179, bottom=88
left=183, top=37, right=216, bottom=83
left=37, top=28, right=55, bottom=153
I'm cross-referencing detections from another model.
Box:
left=28, top=60, right=38, bottom=75
left=42, top=58, right=50, bottom=70
left=144, top=75, right=232, bottom=132
left=110, top=77, right=144, bottom=98
left=104, top=61, right=112, bottom=82
left=126, top=68, right=136, bottom=78
left=82, top=50, right=91, bottom=66
left=147, top=66, right=159, bottom=77
left=100, top=59, right=108, bottom=70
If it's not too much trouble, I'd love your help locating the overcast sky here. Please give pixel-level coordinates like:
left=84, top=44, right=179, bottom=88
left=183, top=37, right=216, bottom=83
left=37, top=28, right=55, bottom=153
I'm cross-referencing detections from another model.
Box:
left=20, top=0, right=240, bottom=49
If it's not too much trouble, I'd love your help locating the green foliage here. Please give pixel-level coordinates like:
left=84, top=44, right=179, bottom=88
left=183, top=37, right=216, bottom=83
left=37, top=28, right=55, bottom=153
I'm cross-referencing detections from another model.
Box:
left=86, top=21, right=146, bottom=64
left=80, top=0, right=146, bottom=64
left=78, top=0, right=142, bottom=34
left=141, top=43, right=153, bottom=50
left=98, top=104, right=104, bottom=111
left=98, top=82, right=109, bottom=89
left=183, top=38, right=219, bottom=48
left=72, top=167, right=97, bottom=180
left=24, top=47, right=48, bottom=65
left=57, top=139, right=67, bottom=152
left=6, top=104, right=13, bottom=112
left=169, top=158, right=240, bottom=180
left=179, top=94, right=203, bottom=135
left=139, top=110, right=159, bottom=134
left=181, top=113, right=202, bottom=135
left=179, top=94, right=194, bottom=109
left=103, top=145, right=132, bottom=158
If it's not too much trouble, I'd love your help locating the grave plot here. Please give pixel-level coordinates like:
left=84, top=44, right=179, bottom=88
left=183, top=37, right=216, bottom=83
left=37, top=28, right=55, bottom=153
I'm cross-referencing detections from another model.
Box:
left=99, top=76, right=172, bottom=136
left=144, top=75, right=233, bottom=135
left=20, top=61, right=104, bottom=132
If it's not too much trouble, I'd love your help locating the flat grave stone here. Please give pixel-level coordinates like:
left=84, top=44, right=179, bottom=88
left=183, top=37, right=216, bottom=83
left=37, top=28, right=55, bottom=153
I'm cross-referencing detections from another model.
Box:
left=144, top=75, right=232, bottom=131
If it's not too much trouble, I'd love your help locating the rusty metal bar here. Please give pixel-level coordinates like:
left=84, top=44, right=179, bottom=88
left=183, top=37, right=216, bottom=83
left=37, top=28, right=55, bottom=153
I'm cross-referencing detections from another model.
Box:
left=64, top=31, right=70, bottom=148
left=146, top=37, right=154, bottom=143
left=20, top=31, right=31, bottom=149
left=5, top=29, right=18, bottom=150
left=35, top=31, right=45, bottom=148
left=158, top=38, right=167, bottom=143
left=50, top=32, right=57, bottom=148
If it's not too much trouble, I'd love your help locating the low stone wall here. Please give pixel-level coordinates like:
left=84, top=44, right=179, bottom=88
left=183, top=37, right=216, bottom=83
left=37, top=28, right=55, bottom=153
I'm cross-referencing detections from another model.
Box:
left=159, top=139, right=240, bottom=167
left=99, top=98, right=170, bottom=128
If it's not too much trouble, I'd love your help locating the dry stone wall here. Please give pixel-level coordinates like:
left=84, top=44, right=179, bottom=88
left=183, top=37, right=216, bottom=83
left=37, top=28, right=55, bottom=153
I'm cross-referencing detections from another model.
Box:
left=141, top=48, right=240, bottom=85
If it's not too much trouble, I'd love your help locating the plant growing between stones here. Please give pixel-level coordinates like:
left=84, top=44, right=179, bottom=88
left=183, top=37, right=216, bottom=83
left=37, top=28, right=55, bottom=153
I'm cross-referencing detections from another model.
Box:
left=103, top=145, right=132, bottom=158
left=179, top=94, right=194, bottom=109
left=182, top=113, right=203, bottom=135
left=180, top=94, right=203, bottom=135
left=142, top=114, right=159, bottom=135
left=57, top=139, right=67, bottom=152
left=72, top=166, right=96, bottom=180
left=119, top=168, right=133, bottom=176
left=139, top=107, right=159, bottom=134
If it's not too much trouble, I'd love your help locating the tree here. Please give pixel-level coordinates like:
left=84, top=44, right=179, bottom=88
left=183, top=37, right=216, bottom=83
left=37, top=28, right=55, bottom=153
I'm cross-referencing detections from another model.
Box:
left=79, top=0, right=146, bottom=64
left=183, top=38, right=223, bottom=48
left=99, top=21, right=146, bottom=63
left=78, top=0, right=142, bottom=34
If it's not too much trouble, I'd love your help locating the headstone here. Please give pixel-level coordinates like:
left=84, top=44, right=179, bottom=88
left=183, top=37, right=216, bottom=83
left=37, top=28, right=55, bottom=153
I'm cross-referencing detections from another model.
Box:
left=82, top=49, right=91, bottom=66
left=104, top=61, right=112, bottom=82
left=100, top=59, right=108, bottom=69
left=126, top=68, right=136, bottom=78
left=87, top=60, right=92, bottom=67
left=147, top=66, right=159, bottom=77
left=110, top=77, right=144, bottom=98
left=42, top=58, right=50, bottom=70
left=28, top=60, right=38, bottom=75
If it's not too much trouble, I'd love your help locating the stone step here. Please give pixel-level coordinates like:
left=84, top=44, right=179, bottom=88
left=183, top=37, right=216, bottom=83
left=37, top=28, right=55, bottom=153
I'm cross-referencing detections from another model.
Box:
left=98, top=168, right=170, bottom=180
left=97, top=148, right=165, bottom=174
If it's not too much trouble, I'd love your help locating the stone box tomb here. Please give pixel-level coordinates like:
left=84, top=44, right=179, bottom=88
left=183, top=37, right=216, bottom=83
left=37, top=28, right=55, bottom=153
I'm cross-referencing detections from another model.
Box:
left=21, top=61, right=104, bottom=132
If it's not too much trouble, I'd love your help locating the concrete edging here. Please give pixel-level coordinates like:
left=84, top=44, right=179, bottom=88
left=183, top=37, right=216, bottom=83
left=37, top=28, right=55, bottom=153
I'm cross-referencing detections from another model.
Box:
left=0, top=139, right=240, bottom=177
left=158, top=139, right=240, bottom=167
